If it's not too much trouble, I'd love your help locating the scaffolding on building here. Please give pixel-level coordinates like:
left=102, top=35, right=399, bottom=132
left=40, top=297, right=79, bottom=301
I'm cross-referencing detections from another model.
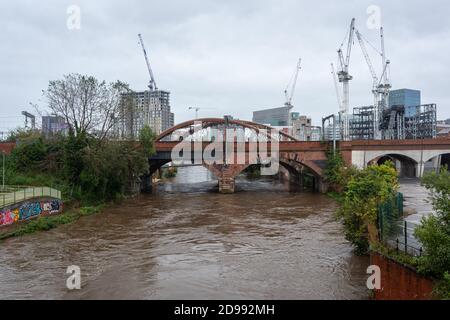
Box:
left=350, top=106, right=375, bottom=140
left=347, top=103, right=437, bottom=141
left=380, top=105, right=405, bottom=140
left=404, top=104, right=437, bottom=140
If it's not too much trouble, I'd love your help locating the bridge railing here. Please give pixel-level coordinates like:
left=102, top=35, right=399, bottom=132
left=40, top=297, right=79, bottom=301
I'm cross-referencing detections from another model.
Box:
left=0, top=186, right=62, bottom=209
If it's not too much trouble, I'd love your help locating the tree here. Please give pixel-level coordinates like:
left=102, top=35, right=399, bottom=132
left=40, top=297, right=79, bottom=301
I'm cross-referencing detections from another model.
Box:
left=43, top=74, right=132, bottom=140
left=337, top=163, right=399, bottom=254
left=415, top=168, right=450, bottom=278
left=138, top=125, right=156, bottom=157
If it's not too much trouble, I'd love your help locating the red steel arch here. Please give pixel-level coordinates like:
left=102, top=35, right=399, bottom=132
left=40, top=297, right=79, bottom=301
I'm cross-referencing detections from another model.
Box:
left=156, top=118, right=299, bottom=142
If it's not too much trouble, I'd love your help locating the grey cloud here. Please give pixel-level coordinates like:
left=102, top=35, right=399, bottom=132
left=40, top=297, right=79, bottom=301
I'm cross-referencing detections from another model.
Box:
left=0, top=0, right=449, bottom=130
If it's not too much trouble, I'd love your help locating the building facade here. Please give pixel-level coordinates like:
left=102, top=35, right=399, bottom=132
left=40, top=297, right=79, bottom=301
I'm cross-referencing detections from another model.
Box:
left=41, top=116, right=69, bottom=137
left=252, top=106, right=291, bottom=127
left=389, top=89, right=421, bottom=118
left=292, top=115, right=320, bottom=141
left=116, top=90, right=174, bottom=139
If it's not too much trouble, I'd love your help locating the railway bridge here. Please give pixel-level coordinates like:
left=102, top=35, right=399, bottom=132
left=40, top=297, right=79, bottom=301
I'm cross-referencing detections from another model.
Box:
left=147, top=118, right=450, bottom=193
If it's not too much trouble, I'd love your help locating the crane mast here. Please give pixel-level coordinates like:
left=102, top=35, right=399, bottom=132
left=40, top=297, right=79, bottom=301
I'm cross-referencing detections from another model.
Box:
left=138, top=33, right=157, bottom=91
left=330, top=63, right=343, bottom=112
left=337, top=18, right=355, bottom=141
left=379, top=27, right=391, bottom=111
left=355, top=29, right=381, bottom=139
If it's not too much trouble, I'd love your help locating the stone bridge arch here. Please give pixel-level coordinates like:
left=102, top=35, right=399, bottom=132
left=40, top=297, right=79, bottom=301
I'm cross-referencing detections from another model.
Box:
left=367, top=153, right=419, bottom=178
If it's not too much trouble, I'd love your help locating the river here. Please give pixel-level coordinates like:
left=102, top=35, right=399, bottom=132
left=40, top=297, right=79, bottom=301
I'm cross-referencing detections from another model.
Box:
left=0, top=166, right=369, bottom=299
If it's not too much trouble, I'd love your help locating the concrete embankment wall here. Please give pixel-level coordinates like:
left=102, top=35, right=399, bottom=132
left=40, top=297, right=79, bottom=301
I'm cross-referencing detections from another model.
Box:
left=0, top=197, right=63, bottom=229
left=371, top=252, right=435, bottom=300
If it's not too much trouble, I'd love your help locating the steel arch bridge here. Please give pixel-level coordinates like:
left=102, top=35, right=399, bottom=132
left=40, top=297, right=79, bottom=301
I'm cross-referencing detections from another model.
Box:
left=144, top=118, right=450, bottom=194
left=146, top=118, right=329, bottom=193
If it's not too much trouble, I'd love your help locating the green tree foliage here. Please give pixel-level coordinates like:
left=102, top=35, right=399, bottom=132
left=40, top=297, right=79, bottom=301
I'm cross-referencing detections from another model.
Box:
left=324, top=150, right=345, bottom=185
left=6, top=130, right=153, bottom=203
left=337, top=163, right=399, bottom=255
left=415, top=168, right=450, bottom=280
left=139, top=125, right=156, bottom=157
left=324, top=149, right=358, bottom=189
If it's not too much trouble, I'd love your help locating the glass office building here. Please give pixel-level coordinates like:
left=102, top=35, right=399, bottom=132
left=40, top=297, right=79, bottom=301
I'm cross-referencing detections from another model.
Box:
left=252, top=106, right=291, bottom=127
left=389, top=89, right=421, bottom=118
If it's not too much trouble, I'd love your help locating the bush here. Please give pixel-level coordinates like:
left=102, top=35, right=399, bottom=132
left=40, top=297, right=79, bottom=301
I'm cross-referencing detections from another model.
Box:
left=337, top=163, right=398, bottom=255
left=6, top=126, right=155, bottom=204
left=414, top=168, right=450, bottom=287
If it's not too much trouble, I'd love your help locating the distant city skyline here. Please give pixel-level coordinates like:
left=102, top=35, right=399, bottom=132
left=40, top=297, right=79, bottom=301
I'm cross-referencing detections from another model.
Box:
left=1, top=0, right=450, bottom=131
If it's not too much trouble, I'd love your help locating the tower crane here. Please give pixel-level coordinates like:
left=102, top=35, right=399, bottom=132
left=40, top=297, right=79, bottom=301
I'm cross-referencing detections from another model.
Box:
left=330, top=63, right=343, bottom=112
left=355, top=27, right=391, bottom=140
left=284, top=58, right=302, bottom=108
left=379, top=27, right=391, bottom=110
left=336, top=18, right=356, bottom=141
left=188, top=107, right=200, bottom=119
left=355, top=29, right=380, bottom=138
left=138, top=33, right=157, bottom=91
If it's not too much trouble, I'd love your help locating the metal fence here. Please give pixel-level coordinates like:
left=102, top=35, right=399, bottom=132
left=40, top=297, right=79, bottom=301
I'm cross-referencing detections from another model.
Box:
left=378, top=192, right=423, bottom=256
left=0, top=186, right=62, bottom=209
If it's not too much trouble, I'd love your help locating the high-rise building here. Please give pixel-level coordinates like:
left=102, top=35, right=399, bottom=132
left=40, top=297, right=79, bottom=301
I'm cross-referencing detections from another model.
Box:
left=292, top=115, right=314, bottom=141
left=252, top=106, right=291, bottom=127
left=116, top=90, right=174, bottom=139
left=389, top=89, right=421, bottom=118
left=41, top=116, right=69, bottom=137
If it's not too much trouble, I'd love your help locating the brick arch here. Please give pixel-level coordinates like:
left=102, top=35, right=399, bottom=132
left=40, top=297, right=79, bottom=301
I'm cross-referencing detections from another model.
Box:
left=279, top=152, right=325, bottom=178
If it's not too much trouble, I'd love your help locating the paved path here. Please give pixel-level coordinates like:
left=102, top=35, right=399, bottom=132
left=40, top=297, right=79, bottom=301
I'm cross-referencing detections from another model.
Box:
left=399, top=178, right=434, bottom=225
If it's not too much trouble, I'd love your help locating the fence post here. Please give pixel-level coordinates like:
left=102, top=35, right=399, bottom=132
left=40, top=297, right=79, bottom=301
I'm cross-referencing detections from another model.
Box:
left=404, top=220, right=408, bottom=254
left=396, top=238, right=399, bottom=252
left=33, top=187, right=35, bottom=198
left=14, top=191, right=16, bottom=203
left=2, top=194, right=4, bottom=207
left=24, top=188, right=26, bottom=200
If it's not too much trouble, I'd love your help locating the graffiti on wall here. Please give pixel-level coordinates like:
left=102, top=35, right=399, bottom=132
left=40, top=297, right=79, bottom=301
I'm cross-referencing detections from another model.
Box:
left=0, top=199, right=63, bottom=227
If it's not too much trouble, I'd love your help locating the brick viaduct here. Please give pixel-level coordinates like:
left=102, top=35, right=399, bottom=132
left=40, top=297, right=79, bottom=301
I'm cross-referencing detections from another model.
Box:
left=148, top=118, right=450, bottom=193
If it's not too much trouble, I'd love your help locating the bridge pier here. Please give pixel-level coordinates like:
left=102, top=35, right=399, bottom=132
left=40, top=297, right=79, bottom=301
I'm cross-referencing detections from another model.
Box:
left=218, top=177, right=235, bottom=194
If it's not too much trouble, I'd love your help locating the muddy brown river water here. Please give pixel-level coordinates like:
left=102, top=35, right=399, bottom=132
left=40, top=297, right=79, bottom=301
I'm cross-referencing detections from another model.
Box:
left=0, top=166, right=370, bottom=299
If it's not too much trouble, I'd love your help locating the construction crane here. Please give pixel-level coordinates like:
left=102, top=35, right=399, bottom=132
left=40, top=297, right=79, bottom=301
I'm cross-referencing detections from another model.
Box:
left=284, top=58, right=302, bottom=108
left=138, top=33, right=157, bottom=91
left=355, top=27, right=391, bottom=140
left=21, top=111, right=35, bottom=129
left=379, top=27, right=391, bottom=111
left=188, top=107, right=200, bottom=119
left=355, top=29, right=380, bottom=138
left=336, top=18, right=356, bottom=141
left=330, top=63, right=343, bottom=112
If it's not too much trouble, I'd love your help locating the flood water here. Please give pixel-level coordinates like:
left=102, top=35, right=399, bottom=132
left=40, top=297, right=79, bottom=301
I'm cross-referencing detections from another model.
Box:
left=0, top=166, right=369, bottom=299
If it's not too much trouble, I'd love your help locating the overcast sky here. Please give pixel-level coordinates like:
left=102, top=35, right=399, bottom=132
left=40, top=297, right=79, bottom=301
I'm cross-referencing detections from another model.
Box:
left=1, top=0, right=449, bottom=131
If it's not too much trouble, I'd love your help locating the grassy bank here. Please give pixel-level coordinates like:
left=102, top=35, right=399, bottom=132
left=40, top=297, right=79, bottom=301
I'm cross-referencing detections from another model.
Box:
left=0, top=204, right=105, bottom=241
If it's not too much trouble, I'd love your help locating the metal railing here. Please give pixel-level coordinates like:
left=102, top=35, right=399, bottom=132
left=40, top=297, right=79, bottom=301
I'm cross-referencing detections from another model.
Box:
left=0, top=186, right=62, bottom=209
left=378, top=193, right=423, bottom=257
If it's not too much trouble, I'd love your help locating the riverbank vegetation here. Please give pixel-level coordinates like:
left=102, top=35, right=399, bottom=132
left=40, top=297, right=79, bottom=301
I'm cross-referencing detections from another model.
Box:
left=326, top=149, right=450, bottom=298
left=415, top=168, right=450, bottom=298
left=0, top=204, right=104, bottom=241
left=1, top=74, right=157, bottom=238
left=325, top=149, right=399, bottom=255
